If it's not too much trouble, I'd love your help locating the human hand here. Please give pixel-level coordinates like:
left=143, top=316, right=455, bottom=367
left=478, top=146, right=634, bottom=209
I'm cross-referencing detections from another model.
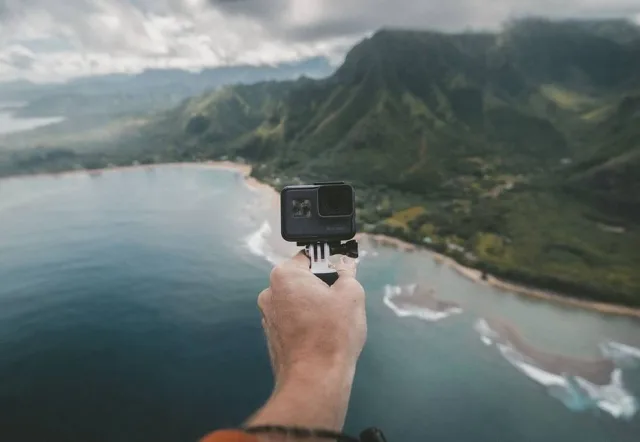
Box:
left=258, top=252, right=367, bottom=385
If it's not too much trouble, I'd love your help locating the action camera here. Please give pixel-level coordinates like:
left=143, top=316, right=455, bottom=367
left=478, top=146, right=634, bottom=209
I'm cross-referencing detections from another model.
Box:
left=280, top=182, right=356, bottom=243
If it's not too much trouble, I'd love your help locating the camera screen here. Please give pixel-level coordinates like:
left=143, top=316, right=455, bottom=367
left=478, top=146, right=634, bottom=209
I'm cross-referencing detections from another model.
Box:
left=318, top=184, right=354, bottom=217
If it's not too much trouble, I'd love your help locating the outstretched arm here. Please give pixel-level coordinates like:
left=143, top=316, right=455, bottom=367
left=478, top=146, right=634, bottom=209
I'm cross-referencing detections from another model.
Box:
left=247, top=350, right=357, bottom=430
left=248, top=253, right=365, bottom=431
left=202, top=253, right=366, bottom=441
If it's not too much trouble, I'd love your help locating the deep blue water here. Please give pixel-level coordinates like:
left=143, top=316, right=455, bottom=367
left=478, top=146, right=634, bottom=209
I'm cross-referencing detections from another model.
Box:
left=1, top=166, right=639, bottom=442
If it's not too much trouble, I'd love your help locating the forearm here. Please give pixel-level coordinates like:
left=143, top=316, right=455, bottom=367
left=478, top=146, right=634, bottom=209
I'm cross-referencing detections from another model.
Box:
left=248, top=358, right=357, bottom=430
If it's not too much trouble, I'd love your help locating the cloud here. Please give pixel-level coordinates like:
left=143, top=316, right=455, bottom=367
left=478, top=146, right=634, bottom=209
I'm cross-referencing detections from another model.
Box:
left=0, top=45, right=36, bottom=70
left=0, top=0, right=638, bottom=82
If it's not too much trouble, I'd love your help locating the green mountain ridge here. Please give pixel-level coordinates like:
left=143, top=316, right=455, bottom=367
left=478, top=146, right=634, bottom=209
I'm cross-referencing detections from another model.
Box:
left=160, top=21, right=639, bottom=194
left=150, top=20, right=640, bottom=305
left=2, top=19, right=640, bottom=307
left=565, top=93, right=640, bottom=216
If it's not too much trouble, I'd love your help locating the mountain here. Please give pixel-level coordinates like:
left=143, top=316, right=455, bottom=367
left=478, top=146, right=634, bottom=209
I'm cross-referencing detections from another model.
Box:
left=49, top=56, right=332, bottom=95
left=0, top=57, right=333, bottom=118
left=499, top=19, right=640, bottom=90
left=564, top=18, right=640, bottom=44
left=565, top=92, right=640, bottom=217
left=3, top=19, right=640, bottom=307
left=153, top=19, right=640, bottom=190
left=138, top=19, right=640, bottom=305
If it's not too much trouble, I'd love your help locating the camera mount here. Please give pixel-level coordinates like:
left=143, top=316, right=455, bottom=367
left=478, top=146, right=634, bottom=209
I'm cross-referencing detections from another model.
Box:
left=300, top=240, right=359, bottom=286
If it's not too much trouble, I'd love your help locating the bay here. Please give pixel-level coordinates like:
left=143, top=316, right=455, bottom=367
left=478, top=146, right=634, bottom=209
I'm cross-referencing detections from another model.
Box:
left=0, top=103, right=64, bottom=135
left=0, top=166, right=639, bottom=442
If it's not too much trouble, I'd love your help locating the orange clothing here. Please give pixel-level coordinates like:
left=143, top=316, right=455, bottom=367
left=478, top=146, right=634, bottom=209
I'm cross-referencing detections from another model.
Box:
left=201, top=430, right=258, bottom=442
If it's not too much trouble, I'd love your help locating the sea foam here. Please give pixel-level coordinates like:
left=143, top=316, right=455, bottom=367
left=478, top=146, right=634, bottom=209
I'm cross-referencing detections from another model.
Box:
left=600, top=341, right=640, bottom=368
left=475, top=319, right=639, bottom=419
left=245, top=221, right=284, bottom=265
left=245, top=220, right=378, bottom=266
left=383, top=284, right=462, bottom=322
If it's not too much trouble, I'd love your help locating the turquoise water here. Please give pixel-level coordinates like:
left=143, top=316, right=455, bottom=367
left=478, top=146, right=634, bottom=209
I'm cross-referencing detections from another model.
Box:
left=0, top=166, right=639, bottom=442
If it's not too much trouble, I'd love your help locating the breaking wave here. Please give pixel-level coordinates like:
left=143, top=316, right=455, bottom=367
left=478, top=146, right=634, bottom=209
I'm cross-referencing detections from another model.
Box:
left=475, top=319, right=639, bottom=419
left=245, top=220, right=285, bottom=265
left=600, top=341, right=640, bottom=368
left=357, top=250, right=379, bottom=259
left=245, top=220, right=379, bottom=267
left=383, top=284, right=462, bottom=322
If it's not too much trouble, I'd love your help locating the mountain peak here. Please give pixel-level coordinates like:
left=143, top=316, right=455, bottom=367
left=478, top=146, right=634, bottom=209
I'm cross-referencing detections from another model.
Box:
left=505, top=17, right=640, bottom=44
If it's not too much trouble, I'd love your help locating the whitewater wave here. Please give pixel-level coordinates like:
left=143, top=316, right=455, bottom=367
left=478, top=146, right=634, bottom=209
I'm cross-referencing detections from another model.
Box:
left=476, top=319, right=638, bottom=419
left=244, top=220, right=300, bottom=266
left=383, top=284, right=462, bottom=322
left=245, top=219, right=377, bottom=267
left=357, top=250, right=379, bottom=259
left=245, top=221, right=284, bottom=265
left=600, top=341, right=640, bottom=368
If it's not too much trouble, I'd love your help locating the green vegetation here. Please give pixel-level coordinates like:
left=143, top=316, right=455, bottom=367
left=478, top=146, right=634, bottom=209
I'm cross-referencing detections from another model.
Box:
left=539, top=84, right=595, bottom=111
left=1, top=19, right=640, bottom=307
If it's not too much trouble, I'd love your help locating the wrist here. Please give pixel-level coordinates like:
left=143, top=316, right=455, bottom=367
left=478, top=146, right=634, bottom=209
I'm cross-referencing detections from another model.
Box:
left=285, top=354, right=357, bottom=389
left=249, top=355, right=357, bottom=430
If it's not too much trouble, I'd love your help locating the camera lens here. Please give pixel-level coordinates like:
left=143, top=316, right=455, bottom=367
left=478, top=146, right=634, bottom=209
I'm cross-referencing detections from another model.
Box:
left=292, top=199, right=312, bottom=218
left=318, top=184, right=354, bottom=217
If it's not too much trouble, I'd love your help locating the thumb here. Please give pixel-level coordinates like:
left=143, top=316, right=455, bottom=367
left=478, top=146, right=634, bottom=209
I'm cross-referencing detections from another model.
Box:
left=333, top=256, right=357, bottom=283
left=331, top=256, right=364, bottom=298
left=333, top=255, right=357, bottom=279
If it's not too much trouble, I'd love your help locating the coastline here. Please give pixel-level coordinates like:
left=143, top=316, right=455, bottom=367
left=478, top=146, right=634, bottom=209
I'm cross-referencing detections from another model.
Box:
left=359, top=232, right=640, bottom=319
left=0, top=161, right=253, bottom=183
left=4, top=160, right=640, bottom=319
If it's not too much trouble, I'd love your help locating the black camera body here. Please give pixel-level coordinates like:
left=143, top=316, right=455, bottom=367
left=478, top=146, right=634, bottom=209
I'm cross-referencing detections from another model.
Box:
left=280, top=182, right=356, bottom=244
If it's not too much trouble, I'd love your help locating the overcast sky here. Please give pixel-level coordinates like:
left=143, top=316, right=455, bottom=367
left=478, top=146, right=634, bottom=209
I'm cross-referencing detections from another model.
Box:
left=0, top=0, right=639, bottom=83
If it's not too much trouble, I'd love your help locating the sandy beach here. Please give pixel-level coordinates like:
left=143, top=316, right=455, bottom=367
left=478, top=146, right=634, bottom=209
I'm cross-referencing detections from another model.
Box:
left=244, top=175, right=280, bottom=207
left=4, top=160, right=640, bottom=319
left=273, top=181, right=639, bottom=318
left=357, top=233, right=418, bottom=251
left=0, top=160, right=252, bottom=183
left=359, top=232, right=640, bottom=319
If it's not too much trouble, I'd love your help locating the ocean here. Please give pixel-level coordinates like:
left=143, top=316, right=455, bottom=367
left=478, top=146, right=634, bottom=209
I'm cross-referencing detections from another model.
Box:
left=0, top=165, right=639, bottom=442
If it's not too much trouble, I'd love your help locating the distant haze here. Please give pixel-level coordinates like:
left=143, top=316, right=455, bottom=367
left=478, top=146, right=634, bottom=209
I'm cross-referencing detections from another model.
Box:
left=0, top=103, right=64, bottom=134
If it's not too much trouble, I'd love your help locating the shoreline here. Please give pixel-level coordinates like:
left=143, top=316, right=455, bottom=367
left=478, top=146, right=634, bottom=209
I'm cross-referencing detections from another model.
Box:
left=4, top=161, right=640, bottom=319
left=0, top=161, right=253, bottom=183
left=359, top=233, right=640, bottom=319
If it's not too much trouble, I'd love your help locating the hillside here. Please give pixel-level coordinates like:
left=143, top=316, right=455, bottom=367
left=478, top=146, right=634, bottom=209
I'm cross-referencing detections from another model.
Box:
left=3, top=19, right=640, bottom=306
left=565, top=93, right=640, bottom=217
left=0, top=57, right=332, bottom=120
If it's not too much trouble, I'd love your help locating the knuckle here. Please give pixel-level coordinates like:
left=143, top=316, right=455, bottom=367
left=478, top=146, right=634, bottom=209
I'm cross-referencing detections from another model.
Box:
left=269, top=264, right=287, bottom=286
left=257, top=289, right=271, bottom=310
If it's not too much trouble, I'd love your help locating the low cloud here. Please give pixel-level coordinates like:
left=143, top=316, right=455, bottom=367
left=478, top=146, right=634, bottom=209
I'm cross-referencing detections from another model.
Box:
left=0, top=0, right=638, bottom=82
